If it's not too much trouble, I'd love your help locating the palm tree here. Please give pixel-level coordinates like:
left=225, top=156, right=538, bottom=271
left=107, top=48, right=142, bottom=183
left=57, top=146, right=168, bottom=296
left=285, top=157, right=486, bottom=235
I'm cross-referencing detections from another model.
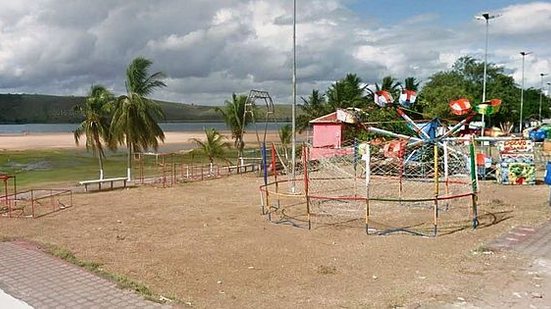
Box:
left=403, top=77, right=420, bottom=91
left=376, top=75, right=401, bottom=95
left=297, top=89, right=328, bottom=132
left=278, top=124, right=292, bottom=162
left=326, top=73, right=368, bottom=109
left=190, top=128, right=231, bottom=174
left=110, top=57, right=166, bottom=181
left=215, top=93, right=251, bottom=158
left=74, top=85, right=115, bottom=180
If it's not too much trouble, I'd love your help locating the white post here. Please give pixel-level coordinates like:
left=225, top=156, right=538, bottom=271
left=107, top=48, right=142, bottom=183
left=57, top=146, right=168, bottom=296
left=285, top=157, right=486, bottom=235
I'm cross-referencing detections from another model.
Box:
left=365, top=144, right=371, bottom=188
left=520, top=54, right=525, bottom=133
left=481, top=17, right=489, bottom=136
left=539, top=73, right=547, bottom=122
left=443, top=141, right=449, bottom=182
left=519, top=51, right=531, bottom=133
left=476, top=13, right=499, bottom=136
left=290, top=0, right=297, bottom=193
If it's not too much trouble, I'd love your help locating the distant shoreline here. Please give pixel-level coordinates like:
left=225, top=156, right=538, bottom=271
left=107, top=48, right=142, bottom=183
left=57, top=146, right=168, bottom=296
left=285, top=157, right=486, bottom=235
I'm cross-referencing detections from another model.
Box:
left=0, top=121, right=291, bottom=134
left=0, top=130, right=292, bottom=152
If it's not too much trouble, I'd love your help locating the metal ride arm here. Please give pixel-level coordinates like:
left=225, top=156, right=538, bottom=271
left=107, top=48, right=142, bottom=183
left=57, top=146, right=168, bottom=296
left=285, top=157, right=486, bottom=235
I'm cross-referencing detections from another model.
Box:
left=395, top=107, right=431, bottom=140
left=243, top=90, right=275, bottom=148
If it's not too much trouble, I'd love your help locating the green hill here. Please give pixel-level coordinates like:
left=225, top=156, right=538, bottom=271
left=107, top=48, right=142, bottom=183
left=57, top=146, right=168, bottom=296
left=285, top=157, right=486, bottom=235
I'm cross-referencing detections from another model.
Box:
left=0, top=93, right=294, bottom=123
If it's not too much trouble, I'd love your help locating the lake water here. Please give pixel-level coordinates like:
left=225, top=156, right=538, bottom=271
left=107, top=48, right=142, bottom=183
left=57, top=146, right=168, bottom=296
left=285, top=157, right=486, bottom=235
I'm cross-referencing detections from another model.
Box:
left=0, top=122, right=290, bottom=134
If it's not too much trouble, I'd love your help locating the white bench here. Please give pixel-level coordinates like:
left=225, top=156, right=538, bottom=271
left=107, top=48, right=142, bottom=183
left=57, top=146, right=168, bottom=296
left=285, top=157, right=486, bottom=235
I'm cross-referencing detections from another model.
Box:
left=228, top=163, right=258, bottom=174
left=79, top=177, right=128, bottom=192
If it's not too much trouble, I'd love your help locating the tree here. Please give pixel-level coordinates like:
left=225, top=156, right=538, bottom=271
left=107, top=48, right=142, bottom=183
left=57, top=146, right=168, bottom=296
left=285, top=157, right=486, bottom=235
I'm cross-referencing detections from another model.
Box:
left=278, top=124, right=292, bottom=162
left=417, top=71, right=471, bottom=119
left=403, top=77, right=420, bottom=91
left=326, top=73, right=368, bottom=110
left=74, top=85, right=115, bottom=180
left=360, top=75, right=411, bottom=136
left=366, top=75, right=401, bottom=105
left=419, top=56, right=524, bottom=125
left=297, top=89, right=328, bottom=132
left=190, top=128, right=231, bottom=173
left=110, top=57, right=166, bottom=181
left=215, top=93, right=251, bottom=158
left=485, top=74, right=519, bottom=125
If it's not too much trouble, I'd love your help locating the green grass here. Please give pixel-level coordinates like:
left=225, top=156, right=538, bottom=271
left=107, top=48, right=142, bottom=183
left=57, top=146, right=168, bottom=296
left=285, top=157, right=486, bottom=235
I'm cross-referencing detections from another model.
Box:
left=0, top=147, right=255, bottom=189
left=0, top=149, right=127, bottom=188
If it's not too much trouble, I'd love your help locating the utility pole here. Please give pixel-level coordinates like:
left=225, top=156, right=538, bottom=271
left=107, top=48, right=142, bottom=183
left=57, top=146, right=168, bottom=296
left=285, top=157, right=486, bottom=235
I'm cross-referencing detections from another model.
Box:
left=519, top=51, right=532, bottom=133
left=476, top=13, right=500, bottom=136
left=291, top=0, right=297, bottom=193
left=539, top=73, right=548, bottom=122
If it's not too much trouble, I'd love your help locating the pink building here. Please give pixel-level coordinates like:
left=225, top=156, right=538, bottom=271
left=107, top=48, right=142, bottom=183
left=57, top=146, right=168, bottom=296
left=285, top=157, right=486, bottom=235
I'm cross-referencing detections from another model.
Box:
left=309, top=112, right=353, bottom=160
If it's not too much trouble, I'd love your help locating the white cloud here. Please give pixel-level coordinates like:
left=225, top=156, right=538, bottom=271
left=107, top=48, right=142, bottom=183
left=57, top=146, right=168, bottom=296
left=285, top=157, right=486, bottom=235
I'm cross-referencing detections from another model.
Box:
left=494, top=2, right=551, bottom=36
left=0, top=0, right=549, bottom=106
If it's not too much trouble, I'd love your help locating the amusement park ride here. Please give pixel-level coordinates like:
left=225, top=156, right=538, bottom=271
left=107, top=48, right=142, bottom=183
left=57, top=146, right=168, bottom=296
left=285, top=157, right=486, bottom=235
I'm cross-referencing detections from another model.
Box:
left=255, top=85, right=522, bottom=236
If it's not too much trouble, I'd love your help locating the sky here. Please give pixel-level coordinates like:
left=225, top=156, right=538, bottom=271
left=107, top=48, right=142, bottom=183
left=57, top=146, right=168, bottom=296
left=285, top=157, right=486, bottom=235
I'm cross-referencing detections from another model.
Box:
left=0, top=0, right=550, bottom=106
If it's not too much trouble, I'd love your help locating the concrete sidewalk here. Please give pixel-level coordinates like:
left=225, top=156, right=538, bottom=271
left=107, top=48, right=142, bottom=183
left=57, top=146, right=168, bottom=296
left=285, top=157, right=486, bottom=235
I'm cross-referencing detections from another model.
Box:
left=0, top=288, right=32, bottom=308
left=0, top=241, right=170, bottom=308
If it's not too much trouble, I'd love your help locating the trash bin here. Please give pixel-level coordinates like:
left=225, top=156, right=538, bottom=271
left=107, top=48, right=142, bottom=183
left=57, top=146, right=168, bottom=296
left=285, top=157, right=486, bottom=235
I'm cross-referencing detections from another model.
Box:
left=547, top=162, right=551, bottom=207
left=546, top=161, right=551, bottom=185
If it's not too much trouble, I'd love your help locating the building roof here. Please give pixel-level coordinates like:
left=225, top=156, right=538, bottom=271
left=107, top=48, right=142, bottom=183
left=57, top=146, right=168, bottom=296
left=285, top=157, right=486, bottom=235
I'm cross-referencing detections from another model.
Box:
left=309, top=112, right=339, bottom=124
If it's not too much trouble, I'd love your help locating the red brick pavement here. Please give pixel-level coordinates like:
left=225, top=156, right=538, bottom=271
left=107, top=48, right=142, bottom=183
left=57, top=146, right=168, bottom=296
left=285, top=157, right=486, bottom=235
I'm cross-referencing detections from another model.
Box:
left=487, top=223, right=551, bottom=258
left=0, top=241, right=171, bottom=309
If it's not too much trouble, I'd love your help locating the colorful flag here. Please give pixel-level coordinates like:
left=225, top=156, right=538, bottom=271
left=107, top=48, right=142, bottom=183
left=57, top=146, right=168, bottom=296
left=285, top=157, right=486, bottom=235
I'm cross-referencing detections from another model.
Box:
left=399, top=90, right=417, bottom=107
left=475, top=98, right=502, bottom=115
left=449, top=98, right=472, bottom=115
left=375, top=90, right=393, bottom=107
left=383, top=140, right=407, bottom=158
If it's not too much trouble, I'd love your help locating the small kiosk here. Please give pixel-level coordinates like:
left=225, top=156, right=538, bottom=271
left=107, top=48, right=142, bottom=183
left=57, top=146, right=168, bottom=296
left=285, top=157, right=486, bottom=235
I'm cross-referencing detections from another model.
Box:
left=496, top=140, right=536, bottom=185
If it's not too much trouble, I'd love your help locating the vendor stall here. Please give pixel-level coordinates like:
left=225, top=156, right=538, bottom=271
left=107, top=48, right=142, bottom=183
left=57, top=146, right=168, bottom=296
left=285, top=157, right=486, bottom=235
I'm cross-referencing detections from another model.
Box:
left=496, top=140, right=536, bottom=185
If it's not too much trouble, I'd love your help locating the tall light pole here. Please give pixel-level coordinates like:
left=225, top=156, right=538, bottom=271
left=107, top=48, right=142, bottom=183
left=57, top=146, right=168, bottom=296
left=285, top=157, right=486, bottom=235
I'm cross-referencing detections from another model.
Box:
left=519, top=51, right=532, bottom=133
left=547, top=82, right=551, bottom=116
left=476, top=13, right=499, bottom=136
left=548, top=82, right=551, bottom=118
left=291, top=0, right=297, bottom=192
left=539, top=73, right=548, bottom=122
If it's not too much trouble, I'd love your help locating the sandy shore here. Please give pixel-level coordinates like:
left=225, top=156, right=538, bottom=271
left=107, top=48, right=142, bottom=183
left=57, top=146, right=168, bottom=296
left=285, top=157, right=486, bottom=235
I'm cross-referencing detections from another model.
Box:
left=0, top=131, right=289, bottom=151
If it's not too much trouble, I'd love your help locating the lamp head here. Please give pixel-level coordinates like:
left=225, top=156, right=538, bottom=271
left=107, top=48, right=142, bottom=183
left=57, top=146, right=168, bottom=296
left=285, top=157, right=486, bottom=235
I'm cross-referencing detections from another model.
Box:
left=476, top=12, right=500, bottom=20
left=520, top=51, right=533, bottom=56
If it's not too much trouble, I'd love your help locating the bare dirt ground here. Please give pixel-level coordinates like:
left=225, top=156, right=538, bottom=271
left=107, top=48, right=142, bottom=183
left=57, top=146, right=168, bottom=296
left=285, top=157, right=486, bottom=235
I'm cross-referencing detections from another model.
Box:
left=0, top=173, right=549, bottom=308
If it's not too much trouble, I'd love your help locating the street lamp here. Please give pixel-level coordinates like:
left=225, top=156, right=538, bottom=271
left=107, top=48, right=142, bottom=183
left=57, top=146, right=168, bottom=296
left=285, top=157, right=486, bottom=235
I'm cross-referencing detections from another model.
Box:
left=539, top=73, right=548, bottom=122
left=291, top=0, right=297, bottom=192
left=476, top=12, right=499, bottom=136
left=519, top=51, right=532, bottom=133
left=547, top=81, right=551, bottom=119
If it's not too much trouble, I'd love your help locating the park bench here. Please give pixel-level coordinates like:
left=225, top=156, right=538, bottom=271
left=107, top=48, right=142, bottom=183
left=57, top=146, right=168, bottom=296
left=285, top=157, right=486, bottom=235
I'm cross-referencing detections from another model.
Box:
left=79, top=177, right=128, bottom=192
left=228, top=163, right=258, bottom=174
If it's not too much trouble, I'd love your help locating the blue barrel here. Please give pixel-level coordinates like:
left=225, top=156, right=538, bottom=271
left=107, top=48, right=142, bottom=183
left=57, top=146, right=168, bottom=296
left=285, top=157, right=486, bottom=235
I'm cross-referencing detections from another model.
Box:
left=545, top=161, right=551, bottom=185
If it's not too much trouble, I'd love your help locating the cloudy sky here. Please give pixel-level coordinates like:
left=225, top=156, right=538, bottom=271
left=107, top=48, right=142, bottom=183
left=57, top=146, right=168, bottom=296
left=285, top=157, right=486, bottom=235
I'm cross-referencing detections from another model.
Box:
left=0, top=0, right=550, bottom=105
